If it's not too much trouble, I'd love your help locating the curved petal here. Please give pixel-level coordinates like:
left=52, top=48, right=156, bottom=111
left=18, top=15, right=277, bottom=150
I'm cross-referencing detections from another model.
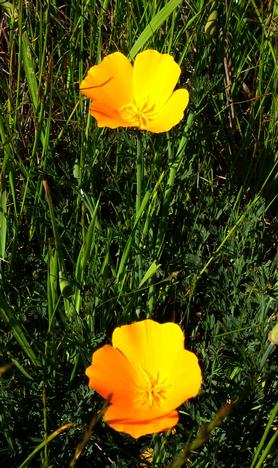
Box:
left=89, top=104, right=129, bottom=129
left=163, top=349, right=202, bottom=411
left=105, top=405, right=178, bottom=438
left=112, top=320, right=185, bottom=379
left=147, top=89, right=189, bottom=133
left=85, top=345, right=138, bottom=405
left=80, top=52, right=134, bottom=114
left=102, top=395, right=171, bottom=422
left=133, top=50, right=181, bottom=110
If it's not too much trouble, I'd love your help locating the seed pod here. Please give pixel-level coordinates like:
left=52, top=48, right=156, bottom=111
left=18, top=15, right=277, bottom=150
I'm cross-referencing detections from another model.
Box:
left=268, top=321, right=278, bottom=345
left=205, top=10, right=218, bottom=38
left=59, top=272, right=73, bottom=297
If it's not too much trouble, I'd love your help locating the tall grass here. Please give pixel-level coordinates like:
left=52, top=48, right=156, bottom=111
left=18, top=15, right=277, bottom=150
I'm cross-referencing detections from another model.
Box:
left=0, top=0, right=277, bottom=466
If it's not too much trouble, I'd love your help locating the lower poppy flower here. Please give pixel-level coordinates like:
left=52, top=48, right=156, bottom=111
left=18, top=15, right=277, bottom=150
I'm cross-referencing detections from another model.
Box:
left=86, top=319, right=202, bottom=438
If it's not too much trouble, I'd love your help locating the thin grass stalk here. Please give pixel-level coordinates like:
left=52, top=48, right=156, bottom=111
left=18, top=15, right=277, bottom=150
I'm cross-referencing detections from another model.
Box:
left=254, top=431, right=278, bottom=468
left=69, top=400, right=109, bottom=467
left=189, top=156, right=278, bottom=301
left=0, top=292, right=39, bottom=367
left=18, top=423, right=74, bottom=468
left=7, top=353, right=33, bottom=380
left=250, top=401, right=278, bottom=468
left=136, top=135, right=144, bottom=285
left=0, top=112, right=18, bottom=259
left=129, top=0, right=183, bottom=59
left=96, top=0, right=109, bottom=62
left=116, top=190, right=150, bottom=284
left=0, top=167, right=7, bottom=262
left=155, top=111, right=194, bottom=259
left=42, top=180, right=72, bottom=311
left=42, top=386, right=48, bottom=467
left=74, top=200, right=100, bottom=314
left=148, top=113, right=194, bottom=313
left=168, top=402, right=233, bottom=468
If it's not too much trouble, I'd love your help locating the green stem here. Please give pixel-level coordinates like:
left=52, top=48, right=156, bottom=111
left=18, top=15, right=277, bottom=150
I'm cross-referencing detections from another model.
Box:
left=148, top=113, right=194, bottom=313
left=42, top=180, right=72, bottom=303
left=69, top=400, right=109, bottom=467
left=136, top=135, right=143, bottom=214
left=260, top=342, right=274, bottom=369
left=136, top=135, right=143, bottom=285
left=155, top=112, right=194, bottom=258
left=168, top=402, right=233, bottom=468
left=42, top=386, right=48, bottom=467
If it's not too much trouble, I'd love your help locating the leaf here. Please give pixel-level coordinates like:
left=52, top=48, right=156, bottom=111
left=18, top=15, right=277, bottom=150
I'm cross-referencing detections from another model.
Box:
left=0, top=293, right=40, bottom=367
left=139, top=261, right=161, bottom=289
left=129, top=0, right=182, bottom=59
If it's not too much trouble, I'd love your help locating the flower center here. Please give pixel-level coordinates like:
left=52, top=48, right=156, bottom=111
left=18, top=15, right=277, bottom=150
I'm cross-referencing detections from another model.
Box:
left=138, top=371, right=169, bottom=408
left=120, top=100, right=157, bottom=129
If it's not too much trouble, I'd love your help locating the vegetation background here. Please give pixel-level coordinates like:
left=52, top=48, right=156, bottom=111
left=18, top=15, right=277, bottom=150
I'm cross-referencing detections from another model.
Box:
left=0, top=0, right=277, bottom=466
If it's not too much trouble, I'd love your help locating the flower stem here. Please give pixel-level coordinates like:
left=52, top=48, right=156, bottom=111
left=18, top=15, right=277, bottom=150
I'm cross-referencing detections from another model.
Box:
left=148, top=113, right=194, bottom=313
left=136, top=135, right=143, bottom=286
left=155, top=111, right=194, bottom=258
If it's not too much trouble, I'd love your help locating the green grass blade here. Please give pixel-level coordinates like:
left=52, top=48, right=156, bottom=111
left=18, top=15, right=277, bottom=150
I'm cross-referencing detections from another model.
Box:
left=254, top=431, right=278, bottom=468
left=116, top=190, right=151, bottom=283
left=21, top=31, right=39, bottom=111
left=138, top=260, right=161, bottom=289
left=251, top=401, right=278, bottom=468
left=7, top=353, right=33, bottom=380
left=0, top=293, right=40, bottom=367
left=0, top=188, right=7, bottom=260
left=43, top=180, right=72, bottom=301
left=74, top=199, right=100, bottom=313
left=129, top=0, right=182, bottom=58
left=18, top=423, right=74, bottom=468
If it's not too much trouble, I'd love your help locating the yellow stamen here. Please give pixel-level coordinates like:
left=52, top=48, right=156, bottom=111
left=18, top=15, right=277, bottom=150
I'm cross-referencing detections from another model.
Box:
left=120, top=100, right=157, bottom=129
left=137, top=370, right=169, bottom=408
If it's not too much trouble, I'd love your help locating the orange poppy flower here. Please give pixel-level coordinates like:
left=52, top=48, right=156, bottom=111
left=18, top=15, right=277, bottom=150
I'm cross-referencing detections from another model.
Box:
left=85, top=319, right=202, bottom=438
left=80, top=50, right=189, bottom=133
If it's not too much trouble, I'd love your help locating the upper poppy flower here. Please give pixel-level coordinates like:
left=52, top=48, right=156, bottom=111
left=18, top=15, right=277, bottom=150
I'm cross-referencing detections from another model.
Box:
left=80, top=50, right=189, bottom=133
left=85, top=319, right=202, bottom=438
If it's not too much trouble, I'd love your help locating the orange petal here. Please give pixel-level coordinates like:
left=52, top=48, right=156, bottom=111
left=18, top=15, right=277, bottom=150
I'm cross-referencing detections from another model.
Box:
left=85, top=345, right=138, bottom=405
left=147, top=89, right=189, bottom=133
left=89, top=104, right=128, bottom=129
left=164, top=349, right=202, bottom=411
left=133, top=50, right=182, bottom=110
left=105, top=405, right=179, bottom=438
left=80, top=52, right=134, bottom=127
left=112, top=320, right=185, bottom=379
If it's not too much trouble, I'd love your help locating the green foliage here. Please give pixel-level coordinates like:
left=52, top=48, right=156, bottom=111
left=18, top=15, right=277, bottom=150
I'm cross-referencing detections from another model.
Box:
left=0, top=0, right=277, bottom=466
